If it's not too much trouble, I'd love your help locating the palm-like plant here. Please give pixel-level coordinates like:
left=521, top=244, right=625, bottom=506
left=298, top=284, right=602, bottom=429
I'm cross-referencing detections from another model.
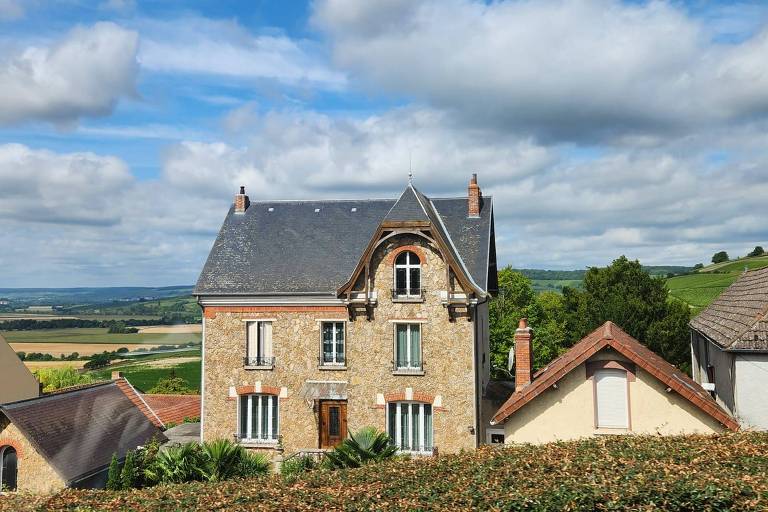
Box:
left=324, top=427, right=398, bottom=469
left=200, top=439, right=269, bottom=481
left=144, top=443, right=204, bottom=485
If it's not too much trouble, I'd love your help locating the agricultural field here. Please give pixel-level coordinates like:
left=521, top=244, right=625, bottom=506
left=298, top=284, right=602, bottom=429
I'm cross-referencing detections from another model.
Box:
left=89, top=357, right=201, bottom=393
left=667, top=255, right=768, bottom=315
left=1, top=327, right=200, bottom=345
left=4, top=432, right=767, bottom=511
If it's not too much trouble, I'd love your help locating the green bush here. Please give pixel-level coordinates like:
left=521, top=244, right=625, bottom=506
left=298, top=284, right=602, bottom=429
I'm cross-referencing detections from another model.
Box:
left=280, top=454, right=317, bottom=481
left=144, top=443, right=204, bottom=485
left=323, top=426, right=398, bottom=469
left=106, top=453, right=121, bottom=491
left=120, top=450, right=139, bottom=490
left=148, top=375, right=195, bottom=395
left=34, top=367, right=93, bottom=392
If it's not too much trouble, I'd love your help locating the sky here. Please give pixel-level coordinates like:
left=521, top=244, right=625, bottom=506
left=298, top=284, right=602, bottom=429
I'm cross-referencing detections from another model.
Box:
left=1, top=0, right=768, bottom=287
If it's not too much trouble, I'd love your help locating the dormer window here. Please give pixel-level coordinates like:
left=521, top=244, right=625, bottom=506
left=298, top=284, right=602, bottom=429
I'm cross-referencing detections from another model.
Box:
left=394, top=251, right=421, bottom=298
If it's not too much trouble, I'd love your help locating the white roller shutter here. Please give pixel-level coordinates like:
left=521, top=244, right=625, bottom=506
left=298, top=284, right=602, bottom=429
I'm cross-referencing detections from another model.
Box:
left=595, top=369, right=629, bottom=428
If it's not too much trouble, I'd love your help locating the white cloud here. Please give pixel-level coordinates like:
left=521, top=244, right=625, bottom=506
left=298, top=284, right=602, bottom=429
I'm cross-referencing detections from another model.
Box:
left=313, top=0, right=768, bottom=142
left=0, top=22, right=138, bottom=126
left=138, top=17, right=346, bottom=89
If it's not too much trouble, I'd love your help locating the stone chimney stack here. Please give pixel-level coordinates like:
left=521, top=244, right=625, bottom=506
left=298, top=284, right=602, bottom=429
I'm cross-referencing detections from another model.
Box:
left=111, top=371, right=123, bottom=380
left=468, top=173, right=481, bottom=217
left=234, top=185, right=250, bottom=214
left=514, top=318, right=533, bottom=389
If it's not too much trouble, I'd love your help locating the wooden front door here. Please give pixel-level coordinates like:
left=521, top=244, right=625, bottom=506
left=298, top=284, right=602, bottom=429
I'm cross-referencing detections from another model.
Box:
left=319, top=400, right=347, bottom=448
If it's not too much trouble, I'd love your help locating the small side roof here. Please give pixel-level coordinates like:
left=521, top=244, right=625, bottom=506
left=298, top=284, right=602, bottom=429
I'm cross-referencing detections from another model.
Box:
left=491, top=321, right=738, bottom=430
left=0, top=381, right=166, bottom=485
left=690, top=266, right=768, bottom=351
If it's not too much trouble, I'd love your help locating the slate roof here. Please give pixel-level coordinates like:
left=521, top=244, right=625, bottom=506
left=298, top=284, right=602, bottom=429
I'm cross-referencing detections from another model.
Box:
left=195, top=183, right=494, bottom=296
left=0, top=381, right=166, bottom=485
left=690, top=266, right=768, bottom=351
left=491, top=321, right=738, bottom=430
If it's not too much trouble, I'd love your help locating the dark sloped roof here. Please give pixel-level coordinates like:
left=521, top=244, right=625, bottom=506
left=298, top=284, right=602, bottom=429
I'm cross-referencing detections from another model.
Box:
left=690, top=266, right=768, bottom=351
left=195, top=184, right=494, bottom=296
left=491, top=321, right=737, bottom=430
left=0, top=381, right=166, bottom=484
left=384, top=186, right=430, bottom=222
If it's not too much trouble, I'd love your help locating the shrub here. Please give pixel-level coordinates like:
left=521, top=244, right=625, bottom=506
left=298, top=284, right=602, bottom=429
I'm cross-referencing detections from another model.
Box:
left=235, top=451, right=271, bottom=479
left=200, top=439, right=244, bottom=482
left=120, top=450, right=139, bottom=490
left=144, top=443, right=204, bottom=485
left=106, top=453, right=122, bottom=491
left=280, top=454, right=317, bottom=481
left=148, top=376, right=195, bottom=395
left=35, top=367, right=93, bottom=393
left=84, top=353, right=110, bottom=370
left=324, top=426, right=398, bottom=469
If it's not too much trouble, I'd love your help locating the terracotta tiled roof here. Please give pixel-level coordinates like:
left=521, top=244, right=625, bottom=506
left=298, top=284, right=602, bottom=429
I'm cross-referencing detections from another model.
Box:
left=690, top=266, right=768, bottom=351
left=0, top=381, right=166, bottom=485
left=115, top=378, right=164, bottom=428
left=142, top=394, right=200, bottom=426
left=491, top=321, right=738, bottom=430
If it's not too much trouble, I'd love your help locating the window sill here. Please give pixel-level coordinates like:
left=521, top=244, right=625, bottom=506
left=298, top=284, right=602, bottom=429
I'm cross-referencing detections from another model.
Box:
left=593, top=428, right=630, bottom=436
left=318, top=364, right=347, bottom=371
left=392, top=297, right=425, bottom=303
left=238, top=439, right=280, bottom=448
left=392, top=369, right=425, bottom=376
left=244, top=365, right=274, bottom=371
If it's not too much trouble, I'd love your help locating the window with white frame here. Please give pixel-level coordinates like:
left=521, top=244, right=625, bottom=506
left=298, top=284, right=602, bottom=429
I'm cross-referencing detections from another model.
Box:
left=246, top=321, right=273, bottom=366
left=594, top=368, right=629, bottom=429
left=395, top=323, right=421, bottom=370
left=394, top=251, right=421, bottom=297
left=387, top=402, right=433, bottom=453
left=321, top=322, right=345, bottom=365
left=238, top=394, right=279, bottom=442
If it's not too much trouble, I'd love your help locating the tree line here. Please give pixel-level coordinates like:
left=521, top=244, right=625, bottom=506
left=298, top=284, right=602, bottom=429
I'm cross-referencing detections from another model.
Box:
left=490, top=256, right=691, bottom=379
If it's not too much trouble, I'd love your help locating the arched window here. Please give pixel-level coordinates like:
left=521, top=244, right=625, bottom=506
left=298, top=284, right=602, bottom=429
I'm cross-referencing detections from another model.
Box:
left=0, top=445, right=17, bottom=491
left=394, top=251, right=421, bottom=297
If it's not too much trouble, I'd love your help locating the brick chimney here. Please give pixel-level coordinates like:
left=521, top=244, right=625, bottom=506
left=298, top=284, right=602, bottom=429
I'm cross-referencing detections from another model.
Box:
left=468, top=173, right=481, bottom=217
left=234, top=185, right=250, bottom=214
left=514, top=318, right=533, bottom=389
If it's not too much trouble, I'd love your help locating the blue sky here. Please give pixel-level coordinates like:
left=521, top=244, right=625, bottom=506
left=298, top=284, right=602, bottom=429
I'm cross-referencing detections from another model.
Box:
left=1, top=0, right=768, bottom=287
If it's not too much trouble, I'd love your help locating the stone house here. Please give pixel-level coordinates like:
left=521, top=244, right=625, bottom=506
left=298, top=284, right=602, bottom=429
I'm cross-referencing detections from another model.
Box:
left=0, top=333, right=39, bottom=405
left=194, top=176, right=497, bottom=458
left=491, top=320, right=738, bottom=444
left=690, top=266, right=768, bottom=429
left=0, top=378, right=166, bottom=492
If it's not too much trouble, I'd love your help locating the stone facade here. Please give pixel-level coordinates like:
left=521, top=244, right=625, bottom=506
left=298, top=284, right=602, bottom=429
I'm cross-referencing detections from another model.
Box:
left=0, top=416, right=65, bottom=493
left=201, top=235, right=487, bottom=458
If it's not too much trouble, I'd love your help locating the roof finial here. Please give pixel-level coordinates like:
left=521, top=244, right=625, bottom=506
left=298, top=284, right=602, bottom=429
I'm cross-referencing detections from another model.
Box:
left=408, top=150, right=413, bottom=185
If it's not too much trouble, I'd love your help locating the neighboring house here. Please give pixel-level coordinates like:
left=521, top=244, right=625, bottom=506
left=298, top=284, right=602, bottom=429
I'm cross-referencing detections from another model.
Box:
left=142, top=394, right=201, bottom=426
left=0, top=377, right=166, bottom=492
left=690, top=266, right=768, bottom=429
left=195, top=176, right=497, bottom=458
left=491, top=320, right=738, bottom=444
left=0, top=333, right=39, bottom=404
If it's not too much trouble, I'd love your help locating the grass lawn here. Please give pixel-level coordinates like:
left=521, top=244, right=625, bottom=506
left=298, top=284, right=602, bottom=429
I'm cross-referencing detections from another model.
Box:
left=699, top=255, right=768, bottom=274
left=1, top=327, right=200, bottom=345
left=89, top=359, right=201, bottom=393
left=667, top=273, right=740, bottom=314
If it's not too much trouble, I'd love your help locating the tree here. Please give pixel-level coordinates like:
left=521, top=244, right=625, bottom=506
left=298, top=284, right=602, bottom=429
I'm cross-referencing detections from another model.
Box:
left=84, top=353, right=110, bottom=370
left=106, top=453, right=122, bottom=490
left=561, top=256, right=691, bottom=371
left=712, top=251, right=729, bottom=264
left=148, top=376, right=194, bottom=394
left=120, top=450, right=139, bottom=490
left=693, top=263, right=704, bottom=271
left=748, top=246, right=765, bottom=257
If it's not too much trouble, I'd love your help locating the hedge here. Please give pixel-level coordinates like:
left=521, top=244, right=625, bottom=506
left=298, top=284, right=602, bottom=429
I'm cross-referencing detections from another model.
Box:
left=1, top=432, right=767, bottom=511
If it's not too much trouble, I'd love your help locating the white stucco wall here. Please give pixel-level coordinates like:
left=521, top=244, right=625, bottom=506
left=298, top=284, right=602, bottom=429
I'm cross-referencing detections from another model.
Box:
left=734, top=354, right=768, bottom=429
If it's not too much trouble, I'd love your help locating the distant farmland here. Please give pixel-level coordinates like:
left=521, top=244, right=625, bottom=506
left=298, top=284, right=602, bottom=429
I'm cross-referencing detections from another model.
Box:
left=2, top=327, right=200, bottom=345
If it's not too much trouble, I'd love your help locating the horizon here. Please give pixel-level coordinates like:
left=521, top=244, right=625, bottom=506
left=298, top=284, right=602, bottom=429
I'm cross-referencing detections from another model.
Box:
left=1, top=0, right=767, bottom=287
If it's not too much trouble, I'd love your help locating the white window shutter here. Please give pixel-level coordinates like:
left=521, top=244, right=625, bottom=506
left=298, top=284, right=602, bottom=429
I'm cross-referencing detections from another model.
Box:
left=595, top=369, right=629, bottom=428
left=247, top=322, right=259, bottom=358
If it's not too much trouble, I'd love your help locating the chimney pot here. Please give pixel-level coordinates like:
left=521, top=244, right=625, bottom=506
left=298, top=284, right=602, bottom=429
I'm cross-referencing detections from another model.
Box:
left=468, top=173, right=481, bottom=217
left=514, top=319, right=533, bottom=389
left=234, top=186, right=250, bottom=214
left=111, top=371, right=123, bottom=380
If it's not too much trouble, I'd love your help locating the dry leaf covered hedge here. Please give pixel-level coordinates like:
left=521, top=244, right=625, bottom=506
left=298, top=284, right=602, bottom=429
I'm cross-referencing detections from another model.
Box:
left=2, top=432, right=767, bottom=511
